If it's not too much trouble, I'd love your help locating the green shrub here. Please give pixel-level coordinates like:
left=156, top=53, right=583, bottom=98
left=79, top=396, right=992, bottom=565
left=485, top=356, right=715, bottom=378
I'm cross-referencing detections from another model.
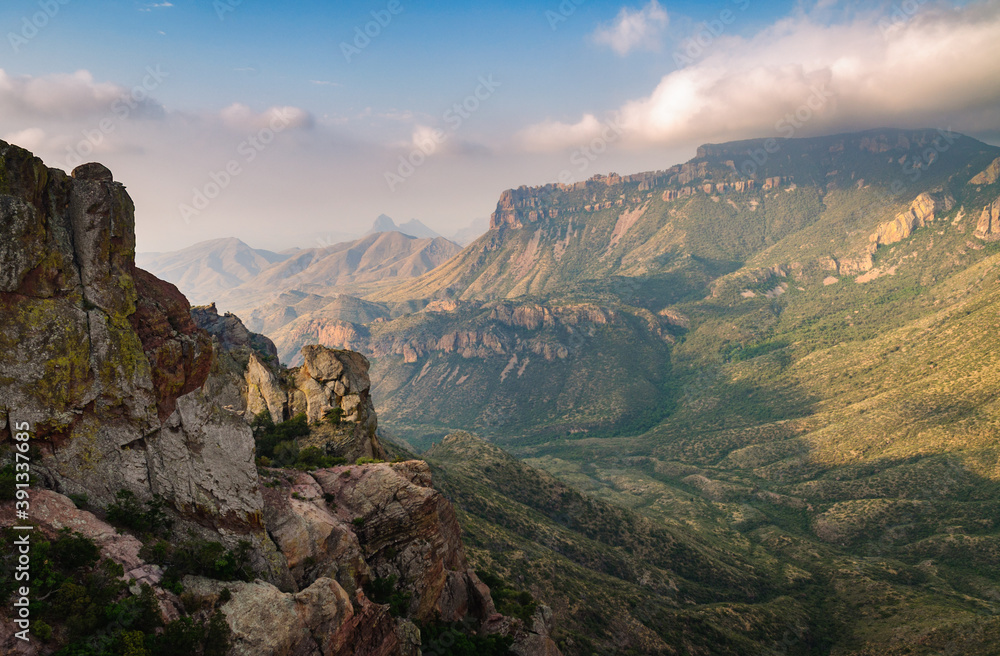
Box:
left=478, top=571, right=538, bottom=624
left=324, top=407, right=344, bottom=426
left=418, top=621, right=514, bottom=655
left=253, top=413, right=310, bottom=460
left=68, top=493, right=89, bottom=509
left=33, top=620, right=53, bottom=642
left=106, top=490, right=173, bottom=537
left=145, top=538, right=256, bottom=586
left=365, top=575, right=412, bottom=617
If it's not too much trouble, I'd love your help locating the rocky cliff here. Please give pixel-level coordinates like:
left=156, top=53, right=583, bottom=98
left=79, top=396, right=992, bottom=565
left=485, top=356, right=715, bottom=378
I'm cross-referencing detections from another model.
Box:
left=193, top=306, right=385, bottom=462
left=0, top=146, right=262, bottom=539
left=0, top=143, right=560, bottom=655
left=869, top=191, right=953, bottom=247
left=974, top=194, right=1000, bottom=241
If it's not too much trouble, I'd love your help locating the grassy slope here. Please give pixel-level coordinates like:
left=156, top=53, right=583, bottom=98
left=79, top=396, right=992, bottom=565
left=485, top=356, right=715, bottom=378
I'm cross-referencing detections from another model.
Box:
left=366, top=131, right=1000, bottom=654
left=487, top=163, right=1000, bottom=653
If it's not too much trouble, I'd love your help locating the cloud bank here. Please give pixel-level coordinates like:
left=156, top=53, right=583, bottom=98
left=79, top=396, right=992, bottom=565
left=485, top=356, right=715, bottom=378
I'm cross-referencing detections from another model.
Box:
left=528, top=0, right=1000, bottom=151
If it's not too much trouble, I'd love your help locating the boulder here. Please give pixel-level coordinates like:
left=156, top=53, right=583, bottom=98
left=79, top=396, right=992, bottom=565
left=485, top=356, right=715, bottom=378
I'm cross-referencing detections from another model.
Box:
left=183, top=576, right=402, bottom=656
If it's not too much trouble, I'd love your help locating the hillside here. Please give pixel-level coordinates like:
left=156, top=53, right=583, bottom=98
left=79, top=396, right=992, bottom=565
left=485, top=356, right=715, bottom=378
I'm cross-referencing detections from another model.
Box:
left=313, top=129, right=991, bottom=445
left=137, top=237, right=290, bottom=305
left=423, top=431, right=1000, bottom=656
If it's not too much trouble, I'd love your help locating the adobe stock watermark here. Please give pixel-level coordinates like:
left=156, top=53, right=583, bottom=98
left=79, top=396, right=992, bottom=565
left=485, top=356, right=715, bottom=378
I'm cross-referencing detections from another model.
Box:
left=8, top=0, right=70, bottom=53
left=739, top=84, right=835, bottom=178
left=556, top=118, right=625, bottom=185
left=888, top=127, right=958, bottom=197
left=672, top=0, right=750, bottom=68
left=341, top=0, right=403, bottom=63
left=384, top=75, right=500, bottom=192
left=179, top=109, right=297, bottom=224
left=214, top=0, right=243, bottom=21
left=546, top=0, right=586, bottom=31
left=57, top=66, right=169, bottom=172
left=878, top=0, right=930, bottom=38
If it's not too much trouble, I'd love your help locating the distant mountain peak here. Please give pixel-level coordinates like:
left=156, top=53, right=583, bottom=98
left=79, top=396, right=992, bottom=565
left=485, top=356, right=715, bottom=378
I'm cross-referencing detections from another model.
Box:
left=371, top=214, right=397, bottom=232
left=367, top=214, right=441, bottom=240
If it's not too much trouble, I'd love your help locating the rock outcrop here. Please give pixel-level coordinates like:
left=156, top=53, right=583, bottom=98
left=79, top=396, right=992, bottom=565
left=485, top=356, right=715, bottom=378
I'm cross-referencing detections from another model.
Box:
left=290, top=345, right=384, bottom=462
left=192, top=302, right=279, bottom=361
left=0, top=144, right=263, bottom=540
left=263, top=461, right=494, bottom=623
left=0, top=142, right=558, bottom=656
left=870, top=191, right=953, bottom=247
left=195, top=308, right=385, bottom=462
left=182, top=577, right=405, bottom=656
left=970, top=157, right=1000, bottom=185
left=974, top=195, right=1000, bottom=242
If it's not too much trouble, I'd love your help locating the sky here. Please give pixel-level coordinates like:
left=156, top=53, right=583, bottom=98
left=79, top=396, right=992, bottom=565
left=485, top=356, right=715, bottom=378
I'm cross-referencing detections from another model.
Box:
left=2, top=0, right=999, bottom=251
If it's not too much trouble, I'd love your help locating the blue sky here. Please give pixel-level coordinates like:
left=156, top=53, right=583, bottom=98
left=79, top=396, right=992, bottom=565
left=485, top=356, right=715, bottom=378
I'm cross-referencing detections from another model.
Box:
left=1, top=0, right=998, bottom=250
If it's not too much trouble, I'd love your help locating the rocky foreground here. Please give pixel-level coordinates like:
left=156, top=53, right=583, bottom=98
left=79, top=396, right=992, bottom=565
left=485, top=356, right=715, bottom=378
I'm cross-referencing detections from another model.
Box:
left=0, top=141, right=560, bottom=655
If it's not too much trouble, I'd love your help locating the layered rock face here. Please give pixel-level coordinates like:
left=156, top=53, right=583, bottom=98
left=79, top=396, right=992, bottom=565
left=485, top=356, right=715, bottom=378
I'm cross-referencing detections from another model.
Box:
left=263, top=462, right=495, bottom=621
left=0, top=144, right=261, bottom=537
left=290, top=345, right=384, bottom=462
left=259, top=461, right=561, bottom=654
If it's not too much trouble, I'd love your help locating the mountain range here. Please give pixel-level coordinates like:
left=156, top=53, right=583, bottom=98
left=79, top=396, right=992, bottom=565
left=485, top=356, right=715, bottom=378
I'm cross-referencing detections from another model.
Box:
left=9, top=127, right=1000, bottom=654
left=150, top=127, right=1000, bottom=654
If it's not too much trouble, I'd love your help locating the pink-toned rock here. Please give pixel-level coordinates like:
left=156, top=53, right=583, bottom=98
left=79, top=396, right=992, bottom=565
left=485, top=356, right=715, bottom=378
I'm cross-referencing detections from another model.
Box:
left=262, top=471, right=370, bottom=594
left=311, top=461, right=496, bottom=624
left=183, top=576, right=401, bottom=656
left=7, top=490, right=145, bottom=571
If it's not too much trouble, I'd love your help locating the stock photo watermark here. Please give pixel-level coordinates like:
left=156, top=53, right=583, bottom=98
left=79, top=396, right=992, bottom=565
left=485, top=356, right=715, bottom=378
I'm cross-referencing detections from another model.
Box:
left=8, top=0, right=70, bottom=53
left=557, top=118, right=625, bottom=184
left=878, top=0, right=930, bottom=37
left=8, top=420, right=34, bottom=642
left=546, top=0, right=587, bottom=31
left=739, top=83, right=835, bottom=178
left=384, top=74, right=500, bottom=191
left=341, top=0, right=403, bottom=63
left=214, top=0, right=243, bottom=21
left=57, top=65, right=169, bottom=172
left=672, top=0, right=750, bottom=67
left=179, top=109, right=298, bottom=224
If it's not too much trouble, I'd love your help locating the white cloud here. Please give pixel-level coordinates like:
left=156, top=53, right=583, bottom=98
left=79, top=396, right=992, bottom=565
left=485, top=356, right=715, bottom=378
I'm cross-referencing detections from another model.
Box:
left=525, top=1, right=1000, bottom=151
left=592, top=0, right=669, bottom=56
left=216, top=103, right=314, bottom=131
left=0, top=69, right=160, bottom=120
left=138, top=2, right=173, bottom=11
left=2, top=128, right=49, bottom=152
left=411, top=125, right=443, bottom=155
left=516, top=114, right=605, bottom=152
